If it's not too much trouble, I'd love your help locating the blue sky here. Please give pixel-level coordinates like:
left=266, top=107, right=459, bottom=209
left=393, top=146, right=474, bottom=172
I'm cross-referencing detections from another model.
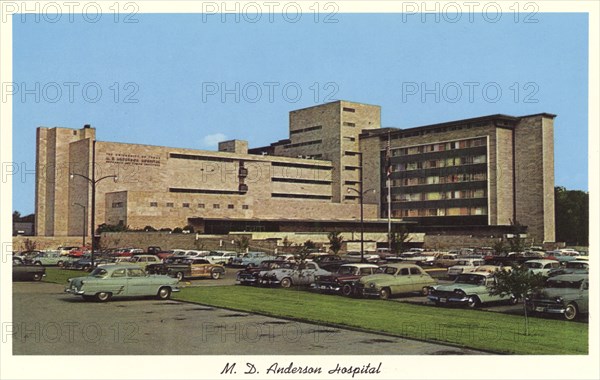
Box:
left=12, top=12, right=588, bottom=214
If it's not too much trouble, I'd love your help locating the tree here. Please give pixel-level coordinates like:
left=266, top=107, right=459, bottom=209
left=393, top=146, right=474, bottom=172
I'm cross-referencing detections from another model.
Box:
left=492, top=240, right=509, bottom=256
left=327, top=231, right=344, bottom=255
left=172, top=227, right=183, bottom=234
left=304, top=240, right=317, bottom=250
left=390, top=225, right=411, bottom=254
left=13, top=211, right=21, bottom=222
left=507, top=220, right=526, bottom=253
left=282, top=236, right=292, bottom=248
left=488, top=265, right=546, bottom=336
left=23, top=238, right=37, bottom=252
left=235, top=236, right=250, bottom=253
left=96, top=222, right=129, bottom=234
left=183, top=224, right=195, bottom=233
left=555, top=186, right=589, bottom=246
left=143, top=225, right=157, bottom=232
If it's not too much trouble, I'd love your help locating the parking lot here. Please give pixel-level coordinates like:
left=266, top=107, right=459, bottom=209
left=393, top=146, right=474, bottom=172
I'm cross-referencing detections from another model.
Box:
left=12, top=281, right=486, bottom=355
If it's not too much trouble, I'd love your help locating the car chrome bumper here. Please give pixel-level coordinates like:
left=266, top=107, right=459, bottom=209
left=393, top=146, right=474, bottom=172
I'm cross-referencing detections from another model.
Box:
left=312, top=283, right=341, bottom=292
left=528, top=304, right=566, bottom=314
left=361, top=288, right=381, bottom=297
left=428, top=295, right=469, bottom=304
left=65, top=288, right=85, bottom=295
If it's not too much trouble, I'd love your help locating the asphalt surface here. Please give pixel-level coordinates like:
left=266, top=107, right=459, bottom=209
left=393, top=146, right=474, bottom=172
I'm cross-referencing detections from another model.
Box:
left=12, top=281, right=488, bottom=355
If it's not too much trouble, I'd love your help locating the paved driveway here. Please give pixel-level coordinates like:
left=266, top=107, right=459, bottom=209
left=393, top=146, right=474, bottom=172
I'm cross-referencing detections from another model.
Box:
left=12, top=282, right=486, bottom=355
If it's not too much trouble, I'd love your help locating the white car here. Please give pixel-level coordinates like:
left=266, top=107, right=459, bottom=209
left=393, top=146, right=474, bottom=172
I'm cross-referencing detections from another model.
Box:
left=523, top=259, right=560, bottom=276
left=447, top=259, right=486, bottom=279
left=346, top=251, right=380, bottom=263
left=204, top=251, right=237, bottom=265
left=259, top=261, right=331, bottom=288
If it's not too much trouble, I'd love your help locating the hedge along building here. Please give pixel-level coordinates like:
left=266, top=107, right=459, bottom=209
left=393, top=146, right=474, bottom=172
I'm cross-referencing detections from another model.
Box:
left=35, top=100, right=556, bottom=244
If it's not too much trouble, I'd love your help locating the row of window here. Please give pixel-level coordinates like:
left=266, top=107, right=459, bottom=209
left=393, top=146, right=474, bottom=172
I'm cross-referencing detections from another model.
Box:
left=393, top=155, right=486, bottom=172
left=149, top=202, right=249, bottom=210
left=390, top=172, right=487, bottom=187
left=391, top=189, right=486, bottom=202
left=392, top=206, right=488, bottom=217
left=290, top=125, right=322, bottom=135
left=283, top=139, right=322, bottom=149
left=391, top=137, right=487, bottom=157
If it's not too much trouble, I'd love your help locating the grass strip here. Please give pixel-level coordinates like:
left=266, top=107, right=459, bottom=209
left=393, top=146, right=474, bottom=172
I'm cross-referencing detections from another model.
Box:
left=43, top=267, right=87, bottom=285
left=173, top=285, right=588, bottom=355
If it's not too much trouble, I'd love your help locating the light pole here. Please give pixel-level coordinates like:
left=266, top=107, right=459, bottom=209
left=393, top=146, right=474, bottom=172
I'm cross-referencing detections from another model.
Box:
left=73, top=202, right=87, bottom=247
left=70, top=140, right=117, bottom=268
left=347, top=186, right=376, bottom=263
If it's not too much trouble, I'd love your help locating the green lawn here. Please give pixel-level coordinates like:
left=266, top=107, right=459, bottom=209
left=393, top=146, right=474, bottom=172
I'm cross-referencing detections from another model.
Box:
left=173, top=285, right=588, bottom=355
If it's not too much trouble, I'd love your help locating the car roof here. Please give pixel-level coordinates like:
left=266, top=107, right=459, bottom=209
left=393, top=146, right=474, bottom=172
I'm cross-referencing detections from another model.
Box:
left=465, top=271, right=493, bottom=277
left=340, top=263, right=379, bottom=268
left=97, top=264, right=143, bottom=270
left=525, top=259, right=559, bottom=263
left=382, top=263, right=420, bottom=269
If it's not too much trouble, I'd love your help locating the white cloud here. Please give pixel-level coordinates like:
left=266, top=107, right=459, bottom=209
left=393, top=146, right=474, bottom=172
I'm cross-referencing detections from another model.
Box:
left=201, top=133, right=227, bottom=149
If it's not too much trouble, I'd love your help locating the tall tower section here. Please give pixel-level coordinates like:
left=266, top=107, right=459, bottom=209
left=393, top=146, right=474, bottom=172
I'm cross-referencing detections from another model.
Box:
left=275, top=101, right=381, bottom=203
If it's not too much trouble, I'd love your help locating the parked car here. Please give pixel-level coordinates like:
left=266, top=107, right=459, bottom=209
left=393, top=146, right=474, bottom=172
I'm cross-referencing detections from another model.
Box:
left=428, top=271, right=518, bottom=308
left=356, top=263, right=437, bottom=300
left=127, top=255, right=162, bottom=269
left=30, top=251, right=68, bottom=266
left=523, top=259, right=560, bottom=276
left=146, top=257, right=225, bottom=281
left=66, top=255, right=112, bottom=271
left=65, top=264, right=180, bottom=302
left=13, top=257, right=46, bottom=281
left=311, top=255, right=350, bottom=272
left=526, top=274, right=589, bottom=320
left=232, top=252, right=275, bottom=267
left=236, top=260, right=293, bottom=285
left=313, top=263, right=379, bottom=296
left=433, top=253, right=459, bottom=268
left=548, top=260, right=589, bottom=277
left=58, top=246, right=80, bottom=256
left=259, top=261, right=331, bottom=288
left=447, top=258, right=486, bottom=279
left=390, top=251, right=435, bottom=266
left=345, top=251, right=380, bottom=263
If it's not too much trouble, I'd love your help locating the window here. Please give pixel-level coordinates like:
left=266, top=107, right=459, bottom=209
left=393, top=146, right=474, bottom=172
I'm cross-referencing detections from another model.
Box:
left=127, top=268, right=145, bottom=277
left=198, top=203, right=205, bottom=208
left=213, top=204, right=220, bottom=209
left=150, top=202, right=158, bottom=207
left=111, top=269, right=126, bottom=278
left=228, top=204, right=234, bottom=209
left=343, top=122, right=356, bottom=127
left=409, top=267, right=421, bottom=275
left=182, top=203, right=190, bottom=208
left=242, top=205, right=249, bottom=210
left=166, top=202, right=174, bottom=207
left=112, top=202, right=123, bottom=208
left=342, top=107, right=355, bottom=113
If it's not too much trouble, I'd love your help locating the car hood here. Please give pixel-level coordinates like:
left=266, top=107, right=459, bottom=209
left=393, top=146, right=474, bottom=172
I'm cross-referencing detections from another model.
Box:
left=536, top=288, right=581, bottom=299
left=359, top=274, right=392, bottom=284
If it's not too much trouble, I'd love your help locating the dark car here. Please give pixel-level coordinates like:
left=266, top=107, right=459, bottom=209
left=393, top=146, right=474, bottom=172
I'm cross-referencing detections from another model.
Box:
left=311, top=255, right=350, bottom=272
left=313, top=263, right=379, bottom=296
left=13, top=257, right=46, bottom=281
left=236, top=260, right=292, bottom=285
left=526, top=274, right=589, bottom=320
left=65, top=255, right=111, bottom=271
left=146, top=257, right=225, bottom=281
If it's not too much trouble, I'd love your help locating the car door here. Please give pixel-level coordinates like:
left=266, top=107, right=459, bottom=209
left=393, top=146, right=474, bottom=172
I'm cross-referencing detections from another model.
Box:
left=126, top=267, right=150, bottom=296
left=108, top=268, right=128, bottom=296
left=295, top=262, right=317, bottom=285
left=409, top=266, right=431, bottom=291
left=391, top=267, right=412, bottom=294
left=579, top=280, right=589, bottom=312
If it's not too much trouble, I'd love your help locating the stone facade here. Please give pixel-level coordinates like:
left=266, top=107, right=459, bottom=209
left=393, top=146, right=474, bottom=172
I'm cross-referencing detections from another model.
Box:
left=34, top=102, right=555, bottom=244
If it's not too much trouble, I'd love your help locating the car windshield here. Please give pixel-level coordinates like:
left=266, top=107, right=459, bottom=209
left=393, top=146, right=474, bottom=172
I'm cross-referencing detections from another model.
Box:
left=90, top=268, right=108, bottom=278
left=337, top=266, right=357, bottom=275
left=546, top=279, right=584, bottom=289
left=524, top=262, right=542, bottom=269
left=456, top=260, right=470, bottom=266
left=455, top=274, right=486, bottom=285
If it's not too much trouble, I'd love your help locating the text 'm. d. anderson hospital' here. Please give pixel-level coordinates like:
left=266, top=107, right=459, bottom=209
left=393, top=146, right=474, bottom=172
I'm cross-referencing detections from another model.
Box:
left=35, top=100, right=556, bottom=245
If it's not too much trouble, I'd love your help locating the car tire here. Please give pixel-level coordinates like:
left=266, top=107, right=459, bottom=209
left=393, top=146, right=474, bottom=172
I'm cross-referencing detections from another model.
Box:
left=32, top=273, right=43, bottom=281
left=83, top=265, right=91, bottom=272
left=281, top=277, right=292, bottom=288
left=379, top=288, right=391, bottom=300
left=467, top=296, right=481, bottom=308
left=421, top=287, right=430, bottom=296
left=157, top=287, right=171, bottom=300
left=175, top=272, right=184, bottom=281
left=211, top=271, right=221, bottom=280
left=34, top=261, right=42, bottom=266
left=95, top=292, right=112, bottom=302
left=57, top=260, right=64, bottom=267
left=564, top=303, right=578, bottom=320
left=509, top=296, right=519, bottom=305
left=341, top=284, right=354, bottom=297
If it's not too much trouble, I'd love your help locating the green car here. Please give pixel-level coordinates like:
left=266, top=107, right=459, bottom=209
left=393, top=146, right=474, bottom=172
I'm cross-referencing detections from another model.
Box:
left=357, top=263, right=437, bottom=299
left=526, top=274, right=589, bottom=320
left=65, top=264, right=180, bottom=302
left=30, top=251, right=69, bottom=266
left=428, top=272, right=518, bottom=308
